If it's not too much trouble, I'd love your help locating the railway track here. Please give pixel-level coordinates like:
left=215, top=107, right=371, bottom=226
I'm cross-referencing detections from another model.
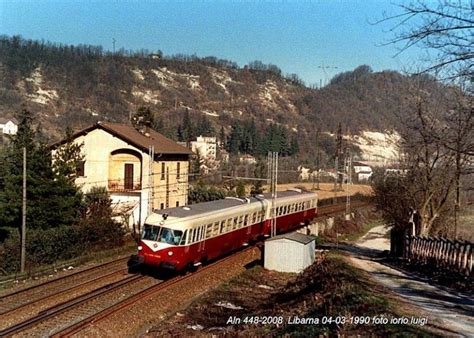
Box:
left=0, top=246, right=255, bottom=337
left=0, top=268, right=134, bottom=331
left=0, top=273, right=158, bottom=337
left=0, top=201, right=369, bottom=337
left=0, top=257, right=129, bottom=316
left=315, top=200, right=369, bottom=218
left=54, top=246, right=258, bottom=338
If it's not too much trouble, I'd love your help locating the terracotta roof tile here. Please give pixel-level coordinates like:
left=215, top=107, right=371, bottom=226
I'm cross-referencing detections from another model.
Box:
left=51, top=121, right=193, bottom=155
left=99, top=122, right=192, bottom=155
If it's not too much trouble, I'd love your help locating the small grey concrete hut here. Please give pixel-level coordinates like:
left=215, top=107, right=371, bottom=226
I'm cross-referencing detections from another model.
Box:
left=264, top=232, right=315, bottom=273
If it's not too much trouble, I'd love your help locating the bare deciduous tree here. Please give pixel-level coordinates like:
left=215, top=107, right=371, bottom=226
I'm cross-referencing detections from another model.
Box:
left=374, top=78, right=472, bottom=237
left=379, top=0, right=474, bottom=81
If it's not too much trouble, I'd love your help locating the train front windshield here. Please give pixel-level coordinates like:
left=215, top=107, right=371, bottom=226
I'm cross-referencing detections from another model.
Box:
left=142, top=224, right=183, bottom=245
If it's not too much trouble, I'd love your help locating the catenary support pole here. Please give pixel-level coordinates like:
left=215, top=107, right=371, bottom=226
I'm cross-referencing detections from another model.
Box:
left=21, top=147, right=26, bottom=273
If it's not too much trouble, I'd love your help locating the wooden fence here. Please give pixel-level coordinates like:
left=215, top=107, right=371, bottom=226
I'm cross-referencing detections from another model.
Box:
left=404, top=235, right=473, bottom=276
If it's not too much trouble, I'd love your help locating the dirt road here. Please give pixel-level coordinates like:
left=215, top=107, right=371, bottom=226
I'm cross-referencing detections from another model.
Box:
left=347, top=225, right=474, bottom=337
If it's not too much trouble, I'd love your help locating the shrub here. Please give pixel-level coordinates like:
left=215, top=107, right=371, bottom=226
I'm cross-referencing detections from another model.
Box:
left=0, top=188, right=125, bottom=273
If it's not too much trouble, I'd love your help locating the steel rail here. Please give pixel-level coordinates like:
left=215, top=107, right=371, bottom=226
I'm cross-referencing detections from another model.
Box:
left=1, top=201, right=370, bottom=337
left=0, top=274, right=145, bottom=337
left=0, top=256, right=129, bottom=301
left=0, top=267, right=129, bottom=317
left=54, top=246, right=258, bottom=338
left=56, top=202, right=370, bottom=337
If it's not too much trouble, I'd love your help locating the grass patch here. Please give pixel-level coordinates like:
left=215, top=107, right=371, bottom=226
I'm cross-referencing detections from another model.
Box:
left=344, top=218, right=384, bottom=242
left=278, top=253, right=432, bottom=336
left=148, top=253, right=435, bottom=337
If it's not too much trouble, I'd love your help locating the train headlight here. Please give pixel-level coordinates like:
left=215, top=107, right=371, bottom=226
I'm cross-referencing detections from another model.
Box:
left=168, top=251, right=173, bottom=256
left=138, top=246, right=143, bottom=251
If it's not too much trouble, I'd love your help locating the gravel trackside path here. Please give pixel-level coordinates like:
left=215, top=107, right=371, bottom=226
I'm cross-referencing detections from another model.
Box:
left=348, top=225, right=474, bottom=337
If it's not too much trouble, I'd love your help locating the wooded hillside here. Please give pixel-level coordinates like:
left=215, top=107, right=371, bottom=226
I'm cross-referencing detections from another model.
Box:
left=0, top=35, right=451, bottom=162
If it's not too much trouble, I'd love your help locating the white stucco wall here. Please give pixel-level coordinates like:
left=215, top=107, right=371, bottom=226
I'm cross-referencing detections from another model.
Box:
left=52, top=127, right=189, bottom=226
left=264, top=239, right=315, bottom=273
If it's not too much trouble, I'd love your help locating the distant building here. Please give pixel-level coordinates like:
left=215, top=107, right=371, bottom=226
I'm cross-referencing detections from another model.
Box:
left=190, top=135, right=217, bottom=161
left=220, top=149, right=230, bottom=163
left=353, top=161, right=373, bottom=181
left=264, top=232, right=316, bottom=273
left=239, top=154, right=257, bottom=165
left=0, top=117, right=18, bottom=135
left=385, top=168, right=408, bottom=177
left=51, top=121, right=193, bottom=227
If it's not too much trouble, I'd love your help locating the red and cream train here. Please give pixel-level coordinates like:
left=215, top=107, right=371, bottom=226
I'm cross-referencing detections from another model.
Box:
left=132, top=189, right=318, bottom=271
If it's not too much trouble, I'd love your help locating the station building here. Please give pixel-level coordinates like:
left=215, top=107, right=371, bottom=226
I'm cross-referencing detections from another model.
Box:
left=51, top=121, right=192, bottom=228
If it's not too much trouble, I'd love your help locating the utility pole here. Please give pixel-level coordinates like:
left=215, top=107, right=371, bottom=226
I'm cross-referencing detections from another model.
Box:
left=112, top=38, right=116, bottom=54
left=345, top=140, right=352, bottom=219
left=148, top=146, right=155, bottom=216
left=334, top=123, right=343, bottom=192
left=313, top=128, right=320, bottom=191
left=318, top=64, right=338, bottom=86
left=267, top=152, right=278, bottom=237
left=21, top=147, right=26, bottom=273
left=166, top=167, right=170, bottom=208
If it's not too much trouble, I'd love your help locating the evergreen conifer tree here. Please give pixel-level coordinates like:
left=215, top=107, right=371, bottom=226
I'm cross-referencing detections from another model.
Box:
left=0, top=110, right=82, bottom=230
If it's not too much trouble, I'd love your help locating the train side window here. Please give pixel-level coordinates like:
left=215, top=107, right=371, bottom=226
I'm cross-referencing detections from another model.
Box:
left=251, top=212, right=256, bottom=224
left=189, top=228, right=195, bottom=243
left=206, top=224, right=212, bottom=238
left=285, top=205, right=288, bottom=214
left=232, top=217, right=238, bottom=230
left=179, top=230, right=187, bottom=245
left=213, top=222, right=220, bottom=235
left=219, top=220, right=225, bottom=233
left=243, top=215, right=248, bottom=226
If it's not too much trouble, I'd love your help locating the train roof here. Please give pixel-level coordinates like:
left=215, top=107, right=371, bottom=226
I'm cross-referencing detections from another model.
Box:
left=151, top=196, right=266, bottom=219
left=149, top=189, right=316, bottom=221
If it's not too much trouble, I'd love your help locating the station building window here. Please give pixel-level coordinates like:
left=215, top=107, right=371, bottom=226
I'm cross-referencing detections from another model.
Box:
left=76, top=161, right=85, bottom=177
